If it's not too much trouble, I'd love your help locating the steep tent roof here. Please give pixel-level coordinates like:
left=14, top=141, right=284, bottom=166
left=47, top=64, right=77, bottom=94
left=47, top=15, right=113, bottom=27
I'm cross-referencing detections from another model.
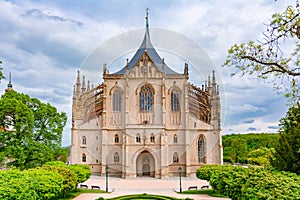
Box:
left=114, top=10, right=178, bottom=75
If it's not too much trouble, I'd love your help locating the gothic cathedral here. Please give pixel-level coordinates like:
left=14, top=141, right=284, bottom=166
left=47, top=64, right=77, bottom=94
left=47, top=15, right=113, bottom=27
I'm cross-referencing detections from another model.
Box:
left=70, top=12, right=222, bottom=178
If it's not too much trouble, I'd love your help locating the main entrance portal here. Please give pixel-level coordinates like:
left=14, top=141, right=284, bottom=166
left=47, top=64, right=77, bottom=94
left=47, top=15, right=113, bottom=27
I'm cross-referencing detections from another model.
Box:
left=136, top=150, right=155, bottom=177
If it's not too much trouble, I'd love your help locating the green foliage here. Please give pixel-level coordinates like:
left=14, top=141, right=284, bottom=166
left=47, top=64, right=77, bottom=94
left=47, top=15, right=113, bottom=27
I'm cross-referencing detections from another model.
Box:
left=196, top=164, right=221, bottom=181
left=223, top=6, right=300, bottom=102
left=42, top=162, right=78, bottom=197
left=68, top=164, right=91, bottom=184
left=52, top=188, right=105, bottom=200
left=0, top=91, right=67, bottom=169
left=179, top=189, right=226, bottom=198
left=0, top=162, right=92, bottom=199
left=0, top=60, right=4, bottom=81
left=222, top=133, right=279, bottom=164
left=197, top=164, right=300, bottom=200
left=229, top=138, right=247, bottom=163
left=0, top=168, right=63, bottom=200
left=106, top=193, right=182, bottom=200
left=272, top=104, right=300, bottom=174
left=248, top=147, right=274, bottom=167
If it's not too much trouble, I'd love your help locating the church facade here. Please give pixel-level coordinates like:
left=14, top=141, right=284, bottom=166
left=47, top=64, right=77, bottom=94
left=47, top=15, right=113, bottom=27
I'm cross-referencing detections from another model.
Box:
left=70, top=13, right=222, bottom=178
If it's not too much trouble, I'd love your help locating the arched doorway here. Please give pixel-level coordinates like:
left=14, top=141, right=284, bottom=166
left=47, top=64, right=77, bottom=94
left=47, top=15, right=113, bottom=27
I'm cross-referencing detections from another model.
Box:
left=136, top=150, right=155, bottom=177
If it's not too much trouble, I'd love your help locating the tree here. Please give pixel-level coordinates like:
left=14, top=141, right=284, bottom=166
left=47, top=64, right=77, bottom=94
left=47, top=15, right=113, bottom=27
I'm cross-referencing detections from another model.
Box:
left=229, top=138, right=248, bottom=163
left=247, top=147, right=274, bottom=167
left=223, top=6, right=300, bottom=102
left=0, top=91, right=67, bottom=169
left=272, top=103, right=300, bottom=174
left=0, top=60, right=4, bottom=82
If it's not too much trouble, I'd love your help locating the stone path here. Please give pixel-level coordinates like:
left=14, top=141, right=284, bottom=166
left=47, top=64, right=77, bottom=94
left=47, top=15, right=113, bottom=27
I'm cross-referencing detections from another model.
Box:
left=73, top=175, right=230, bottom=200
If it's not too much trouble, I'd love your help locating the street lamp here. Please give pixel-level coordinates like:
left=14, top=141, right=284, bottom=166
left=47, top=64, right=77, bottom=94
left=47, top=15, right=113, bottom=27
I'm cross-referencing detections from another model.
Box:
left=105, top=165, right=109, bottom=192
left=178, top=166, right=182, bottom=193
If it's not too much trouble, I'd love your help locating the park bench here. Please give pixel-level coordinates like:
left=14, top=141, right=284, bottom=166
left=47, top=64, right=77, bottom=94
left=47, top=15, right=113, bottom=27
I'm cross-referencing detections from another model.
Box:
left=91, top=185, right=101, bottom=190
left=188, top=186, right=197, bottom=190
left=201, top=185, right=209, bottom=189
left=80, top=184, right=88, bottom=188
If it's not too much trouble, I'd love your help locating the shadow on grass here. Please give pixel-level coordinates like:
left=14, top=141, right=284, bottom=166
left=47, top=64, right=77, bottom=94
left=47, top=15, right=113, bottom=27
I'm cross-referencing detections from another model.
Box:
left=97, top=193, right=183, bottom=200
left=52, top=188, right=106, bottom=200
left=178, top=189, right=228, bottom=198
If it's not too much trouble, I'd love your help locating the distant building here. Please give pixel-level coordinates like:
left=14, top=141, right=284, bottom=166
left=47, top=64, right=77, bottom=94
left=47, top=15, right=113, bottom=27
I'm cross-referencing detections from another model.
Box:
left=70, top=11, right=222, bottom=178
left=5, top=73, right=14, bottom=92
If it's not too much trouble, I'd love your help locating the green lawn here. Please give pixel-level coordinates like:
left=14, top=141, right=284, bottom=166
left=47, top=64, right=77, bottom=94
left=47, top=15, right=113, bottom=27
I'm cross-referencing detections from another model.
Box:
left=52, top=188, right=106, bottom=200
left=179, top=189, right=227, bottom=198
left=98, top=193, right=185, bottom=200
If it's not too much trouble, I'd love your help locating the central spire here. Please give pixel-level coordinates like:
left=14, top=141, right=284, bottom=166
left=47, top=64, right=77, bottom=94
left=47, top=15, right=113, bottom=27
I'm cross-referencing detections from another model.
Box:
left=141, top=8, right=153, bottom=50
left=114, top=9, right=178, bottom=75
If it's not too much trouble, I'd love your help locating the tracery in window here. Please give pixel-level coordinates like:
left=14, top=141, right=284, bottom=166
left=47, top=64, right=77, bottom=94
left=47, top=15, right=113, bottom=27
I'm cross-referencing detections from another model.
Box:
left=140, top=85, right=153, bottom=112
left=114, top=152, right=119, bottom=163
left=113, top=90, right=121, bottom=111
left=82, top=136, right=86, bottom=146
left=198, top=137, right=205, bottom=163
left=171, top=89, right=179, bottom=111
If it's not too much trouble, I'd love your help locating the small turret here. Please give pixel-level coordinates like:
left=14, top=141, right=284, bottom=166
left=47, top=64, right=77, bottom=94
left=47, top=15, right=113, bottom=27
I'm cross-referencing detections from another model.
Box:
left=209, top=70, right=220, bottom=131
left=81, top=76, right=86, bottom=93
left=76, top=70, right=81, bottom=95
left=87, top=80, right=90, bottom=91
left=184, top=63, right=189, bottom=79
left=103, top=64, right=107, bottom=76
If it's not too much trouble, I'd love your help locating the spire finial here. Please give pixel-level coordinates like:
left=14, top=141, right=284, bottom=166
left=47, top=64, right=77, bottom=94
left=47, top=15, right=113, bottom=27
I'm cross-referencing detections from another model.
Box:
left=145, top=8, right=150, bottom=38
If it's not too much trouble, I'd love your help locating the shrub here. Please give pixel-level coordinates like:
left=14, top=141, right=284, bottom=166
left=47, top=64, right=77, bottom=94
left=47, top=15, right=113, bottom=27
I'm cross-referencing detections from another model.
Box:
left=197, top=164, right=300, bottom=199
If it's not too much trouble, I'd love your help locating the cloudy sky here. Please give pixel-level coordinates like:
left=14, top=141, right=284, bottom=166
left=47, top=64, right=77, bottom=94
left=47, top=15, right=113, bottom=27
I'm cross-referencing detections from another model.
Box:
left=0, top=0, right=295, bottom=146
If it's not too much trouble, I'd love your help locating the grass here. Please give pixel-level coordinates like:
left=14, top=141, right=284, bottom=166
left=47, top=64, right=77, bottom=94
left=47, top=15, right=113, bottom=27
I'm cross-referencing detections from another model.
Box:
left=179, top=189, right=227, bottom=198
left=52, top=188, right=106, bottom=200
left=100, top=193, right=183, bottom=200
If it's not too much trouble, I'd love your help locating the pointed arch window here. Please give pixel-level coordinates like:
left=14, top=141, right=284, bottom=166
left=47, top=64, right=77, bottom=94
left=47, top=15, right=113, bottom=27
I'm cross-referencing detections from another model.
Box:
left=82, top=153, right=86, bottom=162
left=114, top=152, right=119, bottom=163
left=140, top=85, right=153, bottom=112
left=173, top=152, right=179, bottom=163
left=114, top=134, right=119, bottom=143
left=113, top=90, right=121, bottom=111
left=82, top=136, right=86, bottom=146
left=171, top=89, right=179, bottom=111
left=173, top=134, right=178, bottom=143
left=150, top=133, right=155, bottom=143
left=198, top=137, right=205, bottom=163
left=136, top=134, right=141, bottom=143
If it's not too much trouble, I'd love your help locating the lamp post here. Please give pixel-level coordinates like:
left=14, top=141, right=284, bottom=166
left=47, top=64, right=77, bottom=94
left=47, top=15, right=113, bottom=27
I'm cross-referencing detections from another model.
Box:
left=178, top=166, right=182, bottom=193
left=105, top=165, right=109, bottom=192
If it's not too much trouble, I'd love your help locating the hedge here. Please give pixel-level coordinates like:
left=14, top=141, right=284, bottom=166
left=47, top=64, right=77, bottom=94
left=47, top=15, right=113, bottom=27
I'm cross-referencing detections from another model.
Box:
left=197, top=165, right=300, bottom=200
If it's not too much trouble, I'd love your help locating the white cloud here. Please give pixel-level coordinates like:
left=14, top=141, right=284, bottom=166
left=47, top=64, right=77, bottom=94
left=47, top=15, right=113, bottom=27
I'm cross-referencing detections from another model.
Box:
left=0, top=0, right=292, bottom=146
left=229, top=104, right=266, bottom=114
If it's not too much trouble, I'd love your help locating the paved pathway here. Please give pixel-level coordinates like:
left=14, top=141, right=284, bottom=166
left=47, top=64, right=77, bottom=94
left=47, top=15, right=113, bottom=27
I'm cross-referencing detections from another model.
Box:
left=74, top=175, right=230, bottom=200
